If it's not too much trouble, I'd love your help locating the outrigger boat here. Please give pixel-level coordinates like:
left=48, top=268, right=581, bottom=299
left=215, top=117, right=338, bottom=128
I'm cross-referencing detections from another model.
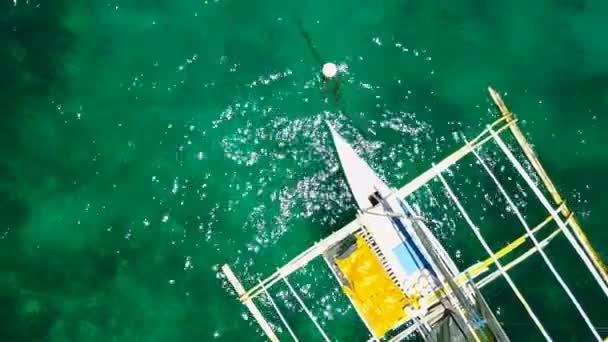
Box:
left=222, top=88, right=608, bottom=341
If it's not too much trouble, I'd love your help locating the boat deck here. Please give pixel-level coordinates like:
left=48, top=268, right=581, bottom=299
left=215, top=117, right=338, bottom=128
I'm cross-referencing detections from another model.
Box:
left=326, top=233, right=413, bottom=338
left=220, top=88, right=608, bottom=342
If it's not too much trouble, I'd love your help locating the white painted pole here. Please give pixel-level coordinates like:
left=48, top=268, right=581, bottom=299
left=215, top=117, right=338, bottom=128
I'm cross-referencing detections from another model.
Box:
left=244, top=221, right=362, bottom=301
left=437, top=172, right=552, bottom=341
left=259, top=280, right=299, bottom=342
left=282, top=277, right=331, bottom=342
left=489, top=127, right=608, bottom=299
left=396, top=118, right=516, bottom=200
left=477, top=227, right=562, bottom=289
left=221, top=265, right=280, bottom=342
left=489, top=86, right=608, bottom=288
left=488, top=127, right=603, bottom=341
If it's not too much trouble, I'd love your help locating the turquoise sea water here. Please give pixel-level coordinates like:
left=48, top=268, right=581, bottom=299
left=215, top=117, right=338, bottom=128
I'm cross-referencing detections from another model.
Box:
left=2, top=0, right=608, bottom=340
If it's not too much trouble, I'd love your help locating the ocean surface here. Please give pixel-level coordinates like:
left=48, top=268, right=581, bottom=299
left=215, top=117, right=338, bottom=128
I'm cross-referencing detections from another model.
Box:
left=2, top=0, right=608, bottom=340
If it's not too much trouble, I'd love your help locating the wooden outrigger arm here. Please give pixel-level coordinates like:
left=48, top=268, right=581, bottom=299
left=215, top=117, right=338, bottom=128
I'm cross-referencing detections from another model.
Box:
left=222, top=265, right=280, bottom=342
left=221, top=88, right=608, bottom=341
left=488, top=87, right=608, bottom=287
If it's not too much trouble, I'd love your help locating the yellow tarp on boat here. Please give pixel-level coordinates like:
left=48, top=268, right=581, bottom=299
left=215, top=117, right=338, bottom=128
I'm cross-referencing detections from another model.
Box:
left=335, top=235, right=412, bottom=338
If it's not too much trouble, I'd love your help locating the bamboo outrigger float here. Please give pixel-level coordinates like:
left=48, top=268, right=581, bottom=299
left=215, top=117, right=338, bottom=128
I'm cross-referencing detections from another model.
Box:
left=222, top=88, right=608, bottom=341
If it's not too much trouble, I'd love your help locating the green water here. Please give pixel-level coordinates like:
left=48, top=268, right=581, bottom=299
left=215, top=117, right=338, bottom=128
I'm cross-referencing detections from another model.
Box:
left=2, top=0, right=608, bottom=340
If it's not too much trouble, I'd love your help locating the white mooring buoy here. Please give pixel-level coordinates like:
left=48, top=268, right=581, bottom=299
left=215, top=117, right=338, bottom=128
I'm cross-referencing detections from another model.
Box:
left=322, top=62, right=338, bottom=79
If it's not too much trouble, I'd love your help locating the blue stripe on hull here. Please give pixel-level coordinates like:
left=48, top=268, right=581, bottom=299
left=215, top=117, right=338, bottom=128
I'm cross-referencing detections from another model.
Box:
left=391, top=217, right=434, bottom=275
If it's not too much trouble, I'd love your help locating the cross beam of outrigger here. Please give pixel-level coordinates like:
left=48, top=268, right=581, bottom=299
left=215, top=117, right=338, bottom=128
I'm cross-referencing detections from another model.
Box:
left=221, top=87, right=608, bottom=341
